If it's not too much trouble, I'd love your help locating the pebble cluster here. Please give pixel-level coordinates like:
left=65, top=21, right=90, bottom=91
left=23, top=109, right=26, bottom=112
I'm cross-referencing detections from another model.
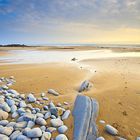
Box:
left=0, top=76, right=70, bottom=140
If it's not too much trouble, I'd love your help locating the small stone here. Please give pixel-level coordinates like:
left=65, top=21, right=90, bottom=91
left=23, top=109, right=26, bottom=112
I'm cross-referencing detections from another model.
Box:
left=27, top=94, right=36, bottom=103
left=14, top=121, right=27, bottom=129
left=49, top=102, right=55, bottom=108
left=57, top=103, right=62, bottom=107
left=0, top=126, right=14, bottom=136
left=12, top=111, right=19, bottom=118
left=26, top=128, right=42, bottom=138
left=41, top=132, right=51, bottom=140
left=41, top=93, right=45, bottom=97
left=0, top=120, right=9, bottom=126
left=116, top=136, right=127, bottom=140
left=8, top=89, right=19, bottom=96
left=64, top=102, right=69, bottom=105
left=51, top=115, right=56, bottom=119
left=16, top=134, right=31, bottom=140
left=55, top=134, right=68, bottom=140
left=6, top=122, right=16, bottom=127
left=79, top=80, right=91, bottom=92
left=35, top=117, right=47, bottom=126
left=99, top=120, right=105, bottom=124
left=11, top=105, right=18, bottom=113
left=19, top=101, right=27, bottom=108
left=42, top=97, right=49, bottom=101
left=10, top=130, right=22, bottom=140
left=19, top=94, right=25, bottom=99
left=40, top=126, right=46, bottom=131
left=48, top=89, right=59, bottom=96
left=36, top=113, right=44, bottom=118
left=46, top=127, right=57, bottom=133
left=17, top=116, right=24, bottom=122
left=0, top=110, right=9, bottom=120
left=17, top=108, right=26, bottom=115
left=27, top=121, right=35, bottom=128
left=6, top=99, right=15, bottom=106
left=1, top=102, right=11, bottom=112
left=58, top=125, right=68, bottom=134
left=43, top=106, right=48, bottom=110
left=105, top=124, right=118, bottom=135
left=44, top=112, right=51, bottom=120
left=22, top=127, right=31, bottom=136
left=0, top=134, right=9, bottom=140
left=50, top=118, right=63, bottom=127
left=62, top=110, right=70, bottom=120
left=96, top=136, right=105, bottom=140
left=23, top=113, right=36, bottom=122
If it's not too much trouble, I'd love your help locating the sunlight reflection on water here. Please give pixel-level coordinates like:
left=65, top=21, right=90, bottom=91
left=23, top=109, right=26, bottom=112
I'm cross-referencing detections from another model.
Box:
left=0, top=49, right=140, bottom=65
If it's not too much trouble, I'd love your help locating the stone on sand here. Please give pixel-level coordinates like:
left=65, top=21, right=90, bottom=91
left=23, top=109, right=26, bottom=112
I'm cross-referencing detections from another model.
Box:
left=48, top=89, right=59, bottom=96
left=58, top=125, right=68, bottom=134
left=27, top=94, right=36, bottom=103
left=50, top=118, right=63, bottom=127
left=35, top=117, right=47, bottom=126
left=96, top=136, right=105, bottom=140
left=62, top=110, right=71, bottom=120
left=79, top=80, right=91, bottom=92
left=105, top=124, right=118, bottom=135
left=41, top=132, right=51, bottom=140
left=55, top=134, right=68, bottom=140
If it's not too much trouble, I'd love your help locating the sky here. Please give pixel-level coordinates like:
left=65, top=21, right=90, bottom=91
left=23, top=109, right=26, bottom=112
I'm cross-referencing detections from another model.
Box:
left=0, top=0, right=140, bottom=45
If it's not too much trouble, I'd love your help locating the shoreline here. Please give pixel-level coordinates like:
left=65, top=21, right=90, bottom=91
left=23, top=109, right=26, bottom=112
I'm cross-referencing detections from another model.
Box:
left=0, top=47, right=140, bottom=139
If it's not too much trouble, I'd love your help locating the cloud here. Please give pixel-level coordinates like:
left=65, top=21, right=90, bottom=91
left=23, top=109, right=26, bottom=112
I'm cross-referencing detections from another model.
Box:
left=0, top=0, right=140, bottom=44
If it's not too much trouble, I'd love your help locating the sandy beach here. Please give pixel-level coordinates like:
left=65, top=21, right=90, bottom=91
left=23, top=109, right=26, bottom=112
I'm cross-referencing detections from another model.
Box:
left=0, top=46, right=140, bottom=140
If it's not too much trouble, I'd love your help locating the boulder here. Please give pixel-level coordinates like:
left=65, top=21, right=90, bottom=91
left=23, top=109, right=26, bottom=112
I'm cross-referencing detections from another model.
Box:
left=73, top=95, right=99, bottom=140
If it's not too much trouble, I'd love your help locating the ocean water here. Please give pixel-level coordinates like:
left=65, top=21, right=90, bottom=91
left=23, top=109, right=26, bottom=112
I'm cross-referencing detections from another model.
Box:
left=0, top=49, right=140, bottom=65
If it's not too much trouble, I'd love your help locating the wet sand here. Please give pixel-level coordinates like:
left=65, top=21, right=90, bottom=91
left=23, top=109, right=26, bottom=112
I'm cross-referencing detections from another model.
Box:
left=0, top=47, right=140, bottom=139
